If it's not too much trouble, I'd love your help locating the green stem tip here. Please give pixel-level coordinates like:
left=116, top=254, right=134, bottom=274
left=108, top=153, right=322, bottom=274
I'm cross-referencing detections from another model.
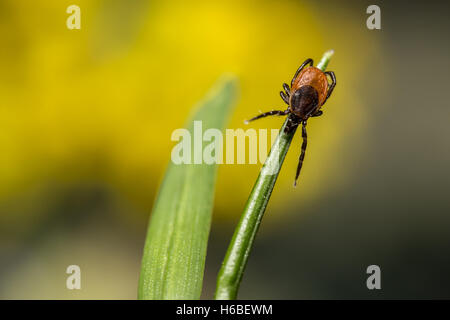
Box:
left=214, top=50, right=334, bottom=300
left=316, top=49, right=334, bottom=71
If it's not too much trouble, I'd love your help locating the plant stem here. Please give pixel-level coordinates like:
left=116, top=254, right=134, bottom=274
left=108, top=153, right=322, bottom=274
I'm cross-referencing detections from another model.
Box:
left=214, top=50, right=334, bottom=300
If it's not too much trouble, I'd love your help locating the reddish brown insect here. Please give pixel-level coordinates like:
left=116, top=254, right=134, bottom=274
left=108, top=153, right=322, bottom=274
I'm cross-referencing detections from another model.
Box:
left=245, top=58, right=336, bottom=186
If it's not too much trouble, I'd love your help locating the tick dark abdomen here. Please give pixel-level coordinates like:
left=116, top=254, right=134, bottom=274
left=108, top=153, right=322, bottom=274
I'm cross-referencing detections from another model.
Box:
left=290, top=85, right=319, bottom=119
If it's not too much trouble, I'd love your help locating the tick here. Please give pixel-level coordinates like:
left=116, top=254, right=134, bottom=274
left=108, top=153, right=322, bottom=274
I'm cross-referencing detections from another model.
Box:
left=245, top=58, right=336, bottom=186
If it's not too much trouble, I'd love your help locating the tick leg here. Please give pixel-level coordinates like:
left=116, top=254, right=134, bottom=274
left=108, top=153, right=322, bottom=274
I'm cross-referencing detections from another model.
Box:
left=280, top=91, right=289, bottom=105
left=311, top=110, right=323, bottom=117
left=291, top=58, right=313, bottom=87
left=282, top=83, right=290, bottom=96
left=323, top=71, right=336, bottom=104
left=244, top=109, right=289, bottom=124
left=284, top=113, right=300, bottom=134
left=294, top=121, right=308, bottom=186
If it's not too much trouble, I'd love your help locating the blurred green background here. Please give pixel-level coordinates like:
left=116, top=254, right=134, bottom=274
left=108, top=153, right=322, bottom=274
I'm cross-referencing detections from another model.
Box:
left=1, top=0, right=449, bottom=299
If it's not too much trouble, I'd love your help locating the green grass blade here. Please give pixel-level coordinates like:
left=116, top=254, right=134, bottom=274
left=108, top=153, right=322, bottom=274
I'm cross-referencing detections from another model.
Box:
left=215, top=51, right=334, bottom=300
left=139, top=75, right=238, bottom=300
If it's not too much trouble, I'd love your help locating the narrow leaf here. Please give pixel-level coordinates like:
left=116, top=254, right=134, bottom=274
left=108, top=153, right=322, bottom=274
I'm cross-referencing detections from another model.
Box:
left=139, top=75, right=238, bottom=299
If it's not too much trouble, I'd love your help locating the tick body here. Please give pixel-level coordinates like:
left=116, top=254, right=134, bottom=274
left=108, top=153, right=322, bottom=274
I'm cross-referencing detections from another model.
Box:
left=246, top=58, right=336, bottom=186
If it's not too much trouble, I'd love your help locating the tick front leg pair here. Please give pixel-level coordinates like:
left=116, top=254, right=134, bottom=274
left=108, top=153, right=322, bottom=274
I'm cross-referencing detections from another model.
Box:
left=282, top=58, right=314, bottom=105
left=280, top=83, right=291, bottom=105
left=291, top=58, right=314, bottom=87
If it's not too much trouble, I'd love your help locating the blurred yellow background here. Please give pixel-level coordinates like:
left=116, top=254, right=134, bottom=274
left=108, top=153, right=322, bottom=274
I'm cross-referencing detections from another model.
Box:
left=0, top=0, right=376, bottom=228
left=3, top=0, right=449, bottom=300
left=0, top=0, right=380, bottom=299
